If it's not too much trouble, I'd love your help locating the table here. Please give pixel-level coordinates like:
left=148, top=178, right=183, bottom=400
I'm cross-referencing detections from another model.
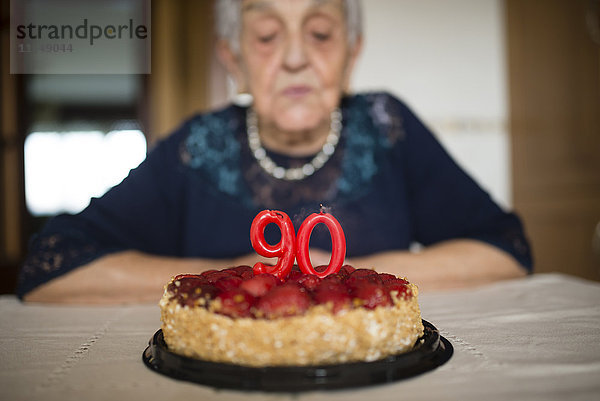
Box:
left=1, top=273, right=599, bottom=401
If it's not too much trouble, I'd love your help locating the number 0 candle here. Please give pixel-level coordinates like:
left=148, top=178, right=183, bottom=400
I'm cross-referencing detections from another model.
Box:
left=296, top=206, right=346, bottom=278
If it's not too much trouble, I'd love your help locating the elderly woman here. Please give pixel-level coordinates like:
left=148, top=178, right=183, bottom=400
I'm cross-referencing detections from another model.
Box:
left=18, top=0, right=531, bottom=303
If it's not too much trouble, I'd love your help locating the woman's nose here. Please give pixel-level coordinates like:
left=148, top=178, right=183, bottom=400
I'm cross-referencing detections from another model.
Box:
left=283, top=34, right=308, bottom=71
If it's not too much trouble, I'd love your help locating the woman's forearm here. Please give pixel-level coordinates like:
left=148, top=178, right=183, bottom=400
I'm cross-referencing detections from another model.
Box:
left=347, top=239, right=527, bottom=292
left=23, top=251, right=239, bottom=304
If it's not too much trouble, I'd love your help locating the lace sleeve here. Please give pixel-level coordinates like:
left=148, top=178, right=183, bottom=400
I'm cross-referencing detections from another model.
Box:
left=16, top=219, right=118, bottom=298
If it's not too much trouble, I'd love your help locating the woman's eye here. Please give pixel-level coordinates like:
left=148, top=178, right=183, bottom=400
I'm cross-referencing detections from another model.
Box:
left=258, top=33, right=277, bottom=43
left=311, top=31, right=331, bottom=42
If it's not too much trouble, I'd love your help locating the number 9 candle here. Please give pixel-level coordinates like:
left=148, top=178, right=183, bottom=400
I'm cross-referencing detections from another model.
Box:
left=250, top=210, right=296, bottom=280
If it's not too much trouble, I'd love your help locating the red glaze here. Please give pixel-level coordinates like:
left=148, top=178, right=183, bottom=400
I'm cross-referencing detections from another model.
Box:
left=351, top=283, right=392, bottom=309
left=314, top=279, right=347, bottom=293
left=222, top=265, right=255, bottom=279
left=167, top=276, right=206, bottom=295
left=168, top=279, right=218, bottom=307
left=340, top=265, right=356, bottom=274
left=348, top=268, right=378, bottom=278
left=255, top=284, right=311, bottom=319
left=203, top=271, right=233, bottom=284
left=215, top=289, right=256, bottom=318
left=291, top=274, right=321, bottom=292
left=320, top=273, right=344, bottom=286
left=313, top=286, right=352, bottom=314
left=239, top=274, right=279, bottom=297
left=287, top=270, right=303, bottom=281
left=214, top=276, right=243, bottom=291
left=385, top=279, right=413, bottom=299
left=346, top=276, right=379, bottom=290
left=335, top=265, right=353, bottom=281
left=173, top=273, right=203, bottom=281
left=378, top=273, right=398, bottom=283
left=167, top=266, right=413, bottom=315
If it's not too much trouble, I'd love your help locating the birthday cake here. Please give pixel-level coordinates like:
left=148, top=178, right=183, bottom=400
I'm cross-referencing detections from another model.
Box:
left=159, top=265, right=424, bottom=367
left=159, top=209, right=423, bottom=367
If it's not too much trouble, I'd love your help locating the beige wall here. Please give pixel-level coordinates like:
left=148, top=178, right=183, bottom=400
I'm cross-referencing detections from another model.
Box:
left=353, top=0, right=511, bottom=208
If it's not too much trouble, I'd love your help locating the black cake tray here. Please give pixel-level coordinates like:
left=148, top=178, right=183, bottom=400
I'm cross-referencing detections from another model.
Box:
left=143, top=320, right=452, bottom=392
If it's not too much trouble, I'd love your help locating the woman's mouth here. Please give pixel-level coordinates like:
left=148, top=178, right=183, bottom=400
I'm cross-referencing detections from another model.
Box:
left=281, top=85, right=312, bottom=98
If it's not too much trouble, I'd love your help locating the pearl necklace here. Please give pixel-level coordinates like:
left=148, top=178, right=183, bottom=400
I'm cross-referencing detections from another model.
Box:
left=246, top=108, right=342, bottom=181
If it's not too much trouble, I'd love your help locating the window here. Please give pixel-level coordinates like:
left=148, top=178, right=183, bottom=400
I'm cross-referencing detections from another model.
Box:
left=24, top=129, right=146, bottom=215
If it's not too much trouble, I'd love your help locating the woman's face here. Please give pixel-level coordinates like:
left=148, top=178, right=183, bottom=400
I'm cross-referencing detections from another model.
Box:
left=228, top=0, right=361, bottom=133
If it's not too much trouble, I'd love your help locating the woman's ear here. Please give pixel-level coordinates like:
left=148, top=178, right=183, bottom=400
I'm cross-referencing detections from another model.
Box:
left=342, top=35, right=363, bottom=92
left=216, top=39, right=247, bottom=93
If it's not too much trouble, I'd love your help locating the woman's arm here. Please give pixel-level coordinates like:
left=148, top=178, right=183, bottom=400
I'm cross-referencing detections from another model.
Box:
left=345, top=239, right=527, bottom=292
left=22, top=251, right=235, bottom=304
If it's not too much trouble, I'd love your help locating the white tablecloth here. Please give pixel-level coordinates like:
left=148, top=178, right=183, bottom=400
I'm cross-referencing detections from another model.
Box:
left=1, top=273, right=599, bottom=401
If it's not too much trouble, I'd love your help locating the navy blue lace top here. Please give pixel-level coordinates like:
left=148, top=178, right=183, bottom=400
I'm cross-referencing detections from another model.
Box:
left=17, top=92, right=532, bottom=298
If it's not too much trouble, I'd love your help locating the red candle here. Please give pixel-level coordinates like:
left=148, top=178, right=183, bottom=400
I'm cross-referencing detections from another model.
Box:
left=296, top=207, right=346, bottom=278
left=250, top=210, right=296, bottom=281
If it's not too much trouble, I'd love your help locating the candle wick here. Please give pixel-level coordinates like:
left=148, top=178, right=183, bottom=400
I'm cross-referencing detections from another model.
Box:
left=319, top=204, right=325, bottom=214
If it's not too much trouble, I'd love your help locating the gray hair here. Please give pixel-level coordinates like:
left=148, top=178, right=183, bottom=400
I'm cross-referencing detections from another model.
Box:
left=215, top=0, right=363, bottom=54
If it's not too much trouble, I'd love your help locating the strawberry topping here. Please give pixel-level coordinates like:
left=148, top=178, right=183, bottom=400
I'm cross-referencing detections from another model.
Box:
left=313, top=285, right=351, bottom=314
left=385, top=279, right=413, bottom=299
left=222, top=265, right=255, bottom=280
left=255, top=284, right=311, bottom=318
left=350, top=282, right=392, bottom=309
left=291, top=274, right=321, bottom=291
left=168, top=265, right=414, bottom=317
left=203, top=271, right=233, bottom=284
left=215, top=289, right=256, bottom=318
left=346, top=269, right=383, bottom=288
left=214, top=275, right=243, bottom=291
left=239, top=273, right=279, bottom=297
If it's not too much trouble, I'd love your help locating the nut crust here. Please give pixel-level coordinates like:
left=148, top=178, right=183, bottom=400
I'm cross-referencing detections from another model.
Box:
left=160, top=283, right=424, bottom=367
